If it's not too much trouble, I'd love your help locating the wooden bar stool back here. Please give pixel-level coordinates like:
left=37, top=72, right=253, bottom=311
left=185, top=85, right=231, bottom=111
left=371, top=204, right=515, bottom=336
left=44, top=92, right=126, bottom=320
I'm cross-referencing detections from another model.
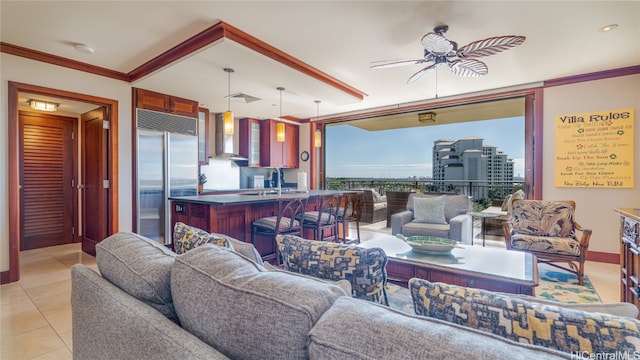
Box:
left=336, top=191, right=363, bottom=244
left=252, top=196, right=308, bottom=263
left=300, top=194, right=340, bottom=242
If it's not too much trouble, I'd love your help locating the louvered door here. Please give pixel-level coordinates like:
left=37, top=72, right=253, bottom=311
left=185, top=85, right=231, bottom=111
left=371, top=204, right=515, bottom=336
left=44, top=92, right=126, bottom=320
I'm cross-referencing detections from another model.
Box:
left=20, top=113, right=75, bottom=250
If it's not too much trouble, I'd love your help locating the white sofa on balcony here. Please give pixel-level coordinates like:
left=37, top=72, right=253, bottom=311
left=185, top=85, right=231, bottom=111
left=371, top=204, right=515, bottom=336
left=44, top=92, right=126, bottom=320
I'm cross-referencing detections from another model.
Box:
left=390, top=193, right=473, bottom=244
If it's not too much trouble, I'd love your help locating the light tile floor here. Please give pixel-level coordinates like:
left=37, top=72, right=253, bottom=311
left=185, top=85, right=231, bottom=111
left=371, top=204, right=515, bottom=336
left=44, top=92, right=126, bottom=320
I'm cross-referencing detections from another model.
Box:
left=0, top=227, right=621, bottom=360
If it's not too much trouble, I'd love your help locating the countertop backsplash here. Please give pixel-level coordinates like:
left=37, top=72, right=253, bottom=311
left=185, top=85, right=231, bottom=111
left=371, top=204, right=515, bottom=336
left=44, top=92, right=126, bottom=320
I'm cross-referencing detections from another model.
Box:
left=200, top=158, right=299, bottom=191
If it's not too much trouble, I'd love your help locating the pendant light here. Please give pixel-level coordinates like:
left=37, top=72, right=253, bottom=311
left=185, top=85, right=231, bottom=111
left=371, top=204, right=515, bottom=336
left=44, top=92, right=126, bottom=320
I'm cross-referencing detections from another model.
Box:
left=314, top=100, right=322, bottom=148
left=223, top=68, right=235, bottom=135
left=276, top=87, right=285, bottom=142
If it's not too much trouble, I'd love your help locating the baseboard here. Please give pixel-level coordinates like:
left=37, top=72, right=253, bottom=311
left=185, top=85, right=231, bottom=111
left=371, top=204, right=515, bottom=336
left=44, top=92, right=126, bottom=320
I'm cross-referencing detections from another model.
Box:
left=1, top=270, right=11, bottom=284
left=587, top=251, right=619, bottom=264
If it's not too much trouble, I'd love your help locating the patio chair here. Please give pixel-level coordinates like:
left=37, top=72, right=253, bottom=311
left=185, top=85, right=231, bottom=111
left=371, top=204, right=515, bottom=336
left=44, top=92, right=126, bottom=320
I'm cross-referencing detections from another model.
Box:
left=503, top=199, right=592, bottom=285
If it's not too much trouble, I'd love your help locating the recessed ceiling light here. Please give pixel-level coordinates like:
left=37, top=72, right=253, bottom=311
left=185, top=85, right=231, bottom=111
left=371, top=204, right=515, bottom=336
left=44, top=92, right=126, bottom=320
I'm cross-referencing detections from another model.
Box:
left=74, top=43, right=94, bottom=54
left=599, top=24, right=619, bottom=32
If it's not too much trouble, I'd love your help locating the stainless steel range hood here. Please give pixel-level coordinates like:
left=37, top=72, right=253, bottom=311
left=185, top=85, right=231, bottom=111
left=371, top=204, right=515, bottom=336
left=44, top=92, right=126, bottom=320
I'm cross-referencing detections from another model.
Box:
left=213, top=113, right=249, bottom=163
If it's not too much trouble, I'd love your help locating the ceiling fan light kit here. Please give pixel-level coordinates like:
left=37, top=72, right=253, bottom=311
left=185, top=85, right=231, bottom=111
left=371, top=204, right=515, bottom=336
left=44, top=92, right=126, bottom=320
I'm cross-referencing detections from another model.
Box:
left=371, top=25, right=525, bottom=84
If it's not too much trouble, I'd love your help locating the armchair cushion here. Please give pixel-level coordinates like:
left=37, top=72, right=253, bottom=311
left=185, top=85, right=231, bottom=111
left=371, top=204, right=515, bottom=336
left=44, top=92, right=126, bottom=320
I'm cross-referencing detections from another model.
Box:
left=510, top=200, right=575, bottom=238
left=410, top=278, right=640, bottom=355
left=412, top=195, right=447, bottom=224
left=510, top=234, right=581, bottom=256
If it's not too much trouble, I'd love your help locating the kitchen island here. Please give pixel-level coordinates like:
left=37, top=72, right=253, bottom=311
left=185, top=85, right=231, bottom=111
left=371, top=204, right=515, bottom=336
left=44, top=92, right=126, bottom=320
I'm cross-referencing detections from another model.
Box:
left=169, top=190, right=348, bottom=263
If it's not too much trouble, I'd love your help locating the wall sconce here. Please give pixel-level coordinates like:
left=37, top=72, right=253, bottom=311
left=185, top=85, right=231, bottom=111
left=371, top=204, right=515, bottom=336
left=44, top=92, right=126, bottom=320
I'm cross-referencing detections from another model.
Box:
left=223, top=68, right=235, bottom=135
left=276, top=122, right=286, bottom=142
left=29, top=99, right=58, bottom=112
left=314, top=100, right=322, bottom=148
left=276, top=87, right=285, bottom=142
left=418, top=112, right=436, bottom=123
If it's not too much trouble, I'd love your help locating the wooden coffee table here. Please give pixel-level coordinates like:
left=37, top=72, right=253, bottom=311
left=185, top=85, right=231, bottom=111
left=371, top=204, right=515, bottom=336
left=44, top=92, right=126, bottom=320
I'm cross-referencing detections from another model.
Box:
left=359, top=236, right=538, bottom=295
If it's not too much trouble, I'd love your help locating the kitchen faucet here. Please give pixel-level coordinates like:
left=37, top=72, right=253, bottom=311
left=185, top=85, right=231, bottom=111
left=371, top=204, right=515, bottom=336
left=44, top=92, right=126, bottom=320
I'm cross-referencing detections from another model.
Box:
left=271, top=167, right=281, bottom=195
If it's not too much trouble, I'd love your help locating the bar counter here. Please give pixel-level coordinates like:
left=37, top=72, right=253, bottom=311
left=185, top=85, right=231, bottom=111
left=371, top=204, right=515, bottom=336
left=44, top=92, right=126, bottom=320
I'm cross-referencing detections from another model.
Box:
left=169, top=190, right=347, bottom=263
left=169, top=189, right=343, bottom=206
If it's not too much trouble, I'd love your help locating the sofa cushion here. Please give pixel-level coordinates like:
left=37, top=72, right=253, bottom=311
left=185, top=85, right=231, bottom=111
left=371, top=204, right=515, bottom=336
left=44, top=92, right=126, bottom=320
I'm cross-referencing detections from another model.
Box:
left=263, top=262, right=353, bottom=295
left=410, top=278, right=640, bottom=354
left=225, top=236, right=264, bottom=266
left=412, top=195, right=447, bottom=224
left=171, top=244, right=346, bottom=360
left=95, top=232, right=179, bottom=323
left=173, top=222, right=231, bottom=254
left=401, top=221, right=450, bottom=238
left=504, top=293, right=640, bottom=319
left=308, top=296, right=569, bottom=360
left=443, top=194, right=471, bottom=222
left=276, top=234, right=388, bottom=305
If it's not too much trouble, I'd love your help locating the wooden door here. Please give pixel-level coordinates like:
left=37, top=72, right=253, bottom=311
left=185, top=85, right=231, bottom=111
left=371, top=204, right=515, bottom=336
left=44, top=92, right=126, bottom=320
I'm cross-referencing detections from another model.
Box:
left=19, top=112, right=76, bottom=250
left=81, top=108, right=109, bottom=256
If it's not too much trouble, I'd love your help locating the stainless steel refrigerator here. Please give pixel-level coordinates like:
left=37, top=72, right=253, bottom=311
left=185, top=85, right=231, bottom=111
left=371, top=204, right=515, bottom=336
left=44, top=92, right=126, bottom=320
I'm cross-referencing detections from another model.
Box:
left=135, top=108, right=198, bottom=245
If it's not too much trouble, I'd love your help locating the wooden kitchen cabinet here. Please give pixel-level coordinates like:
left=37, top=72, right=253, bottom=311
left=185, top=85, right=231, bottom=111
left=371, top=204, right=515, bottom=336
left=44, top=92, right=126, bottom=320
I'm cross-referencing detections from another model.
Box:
left=134, top=88, right=198, bottom=118
left=259, top=119, right=299, bottom=168
left=239, top=118, right=261, bottom=167
left=198, top=108, right=210, bottom=165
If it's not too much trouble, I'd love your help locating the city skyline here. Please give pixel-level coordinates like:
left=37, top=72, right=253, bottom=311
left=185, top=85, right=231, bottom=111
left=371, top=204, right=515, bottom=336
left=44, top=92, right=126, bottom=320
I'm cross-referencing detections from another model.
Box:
left=325, top=116, right=525, bottom=179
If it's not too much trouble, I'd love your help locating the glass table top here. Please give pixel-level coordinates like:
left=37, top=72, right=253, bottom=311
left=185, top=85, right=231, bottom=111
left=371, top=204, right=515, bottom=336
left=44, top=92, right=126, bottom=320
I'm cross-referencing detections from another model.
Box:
left=359, top=236, right=537, bottom=283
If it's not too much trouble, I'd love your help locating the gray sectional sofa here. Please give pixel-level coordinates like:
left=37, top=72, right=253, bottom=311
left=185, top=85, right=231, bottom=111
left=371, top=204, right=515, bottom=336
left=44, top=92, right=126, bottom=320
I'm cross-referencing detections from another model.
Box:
left=71, top=232, right=572, bottom=359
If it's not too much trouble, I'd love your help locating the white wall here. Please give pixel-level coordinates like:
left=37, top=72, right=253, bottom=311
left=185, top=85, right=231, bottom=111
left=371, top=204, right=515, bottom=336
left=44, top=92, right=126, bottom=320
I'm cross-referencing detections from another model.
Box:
left=542, top=74, right=640, bottom=255
left=1, top=54, right=134, bottom=272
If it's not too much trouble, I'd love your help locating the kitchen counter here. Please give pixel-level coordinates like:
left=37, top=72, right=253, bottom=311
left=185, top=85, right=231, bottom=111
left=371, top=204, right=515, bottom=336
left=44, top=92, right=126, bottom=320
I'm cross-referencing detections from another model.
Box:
left=198, top=185, right=298, bottom=196
left=170, top=190, right=344, bottom=206
left=170, top=189, right=351, bottom=264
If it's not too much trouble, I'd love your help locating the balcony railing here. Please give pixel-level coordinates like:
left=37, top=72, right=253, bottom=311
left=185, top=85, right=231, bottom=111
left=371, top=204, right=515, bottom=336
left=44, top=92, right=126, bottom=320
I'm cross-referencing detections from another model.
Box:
left=325, top=178, right=527, bottom=209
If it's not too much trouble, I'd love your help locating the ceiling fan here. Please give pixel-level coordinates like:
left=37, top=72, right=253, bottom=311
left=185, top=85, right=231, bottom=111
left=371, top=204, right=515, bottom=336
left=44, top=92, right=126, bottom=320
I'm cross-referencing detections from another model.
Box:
left=371, top=25, right=525, bottom=84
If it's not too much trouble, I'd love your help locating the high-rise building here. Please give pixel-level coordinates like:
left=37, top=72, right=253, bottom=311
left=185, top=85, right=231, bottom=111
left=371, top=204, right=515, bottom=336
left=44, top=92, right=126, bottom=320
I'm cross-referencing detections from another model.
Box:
left=432, top=137, right=514, bottom=199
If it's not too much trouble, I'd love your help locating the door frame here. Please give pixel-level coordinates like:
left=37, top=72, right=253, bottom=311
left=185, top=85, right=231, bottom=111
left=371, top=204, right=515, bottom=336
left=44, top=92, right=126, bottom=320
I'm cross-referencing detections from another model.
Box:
left=4, top=81, right=119, bottom=283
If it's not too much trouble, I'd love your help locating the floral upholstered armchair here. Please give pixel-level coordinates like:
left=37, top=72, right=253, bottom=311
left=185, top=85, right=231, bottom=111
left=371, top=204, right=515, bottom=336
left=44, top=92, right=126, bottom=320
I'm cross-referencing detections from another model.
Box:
left=502, top=199, right=592, bottom=285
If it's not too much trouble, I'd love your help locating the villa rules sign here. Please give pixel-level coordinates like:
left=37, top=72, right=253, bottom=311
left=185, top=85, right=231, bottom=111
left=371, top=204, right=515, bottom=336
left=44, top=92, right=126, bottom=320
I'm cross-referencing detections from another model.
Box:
left=555, top=108, right=634, bottom=188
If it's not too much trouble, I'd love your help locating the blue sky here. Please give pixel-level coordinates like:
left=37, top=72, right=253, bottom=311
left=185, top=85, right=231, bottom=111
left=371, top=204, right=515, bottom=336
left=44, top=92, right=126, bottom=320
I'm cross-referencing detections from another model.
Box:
left=325, top=116, right=525, bottom=179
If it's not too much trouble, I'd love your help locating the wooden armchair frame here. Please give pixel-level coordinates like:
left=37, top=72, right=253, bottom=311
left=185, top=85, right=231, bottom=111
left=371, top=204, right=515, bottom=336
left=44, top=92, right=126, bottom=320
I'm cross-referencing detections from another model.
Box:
left=502, top=200, right=592, bottom=285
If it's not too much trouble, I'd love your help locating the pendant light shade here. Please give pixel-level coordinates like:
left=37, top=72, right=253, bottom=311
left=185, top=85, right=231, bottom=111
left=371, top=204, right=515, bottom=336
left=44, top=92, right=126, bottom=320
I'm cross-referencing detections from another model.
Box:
left=314, top=100, right=322, bottom=148
left=276, top=122, right=286, bottom=142
left=276, top=87, right=285, bottom=143
left=223, top=68, right=234, bottom=135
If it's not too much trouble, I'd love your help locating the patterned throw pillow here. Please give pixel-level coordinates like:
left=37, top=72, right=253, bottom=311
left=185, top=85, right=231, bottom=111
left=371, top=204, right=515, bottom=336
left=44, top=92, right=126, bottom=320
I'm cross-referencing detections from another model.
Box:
left=412, top=195, right=447, bottom=224
left=409, top=278, right=640, bottom=354
left=511, top=200, right=575, bottom=238
left=173, top=222, right=231, bottom=254
left=276, top=234, right=388, bottom=305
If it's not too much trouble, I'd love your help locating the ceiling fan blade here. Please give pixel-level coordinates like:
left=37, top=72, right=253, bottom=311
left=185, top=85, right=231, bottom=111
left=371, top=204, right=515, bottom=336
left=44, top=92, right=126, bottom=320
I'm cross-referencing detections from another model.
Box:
left=369, top=59, right=427, bottom=69
left=421, top=32, right=453, bottom=56
left=407, top=63, right=437, bottom=84
left=449, top=59, right=488, bottom=77
left=457, top=35, right=526, bottom=58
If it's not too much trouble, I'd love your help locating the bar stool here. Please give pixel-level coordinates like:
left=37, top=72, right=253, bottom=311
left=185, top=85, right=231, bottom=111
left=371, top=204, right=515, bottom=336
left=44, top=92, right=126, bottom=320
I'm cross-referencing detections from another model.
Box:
left=336, top=191, right=363, bottom=244
left=251, top=196, right=308, bottom=264
left=300, top=194, right=339, bottom=242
